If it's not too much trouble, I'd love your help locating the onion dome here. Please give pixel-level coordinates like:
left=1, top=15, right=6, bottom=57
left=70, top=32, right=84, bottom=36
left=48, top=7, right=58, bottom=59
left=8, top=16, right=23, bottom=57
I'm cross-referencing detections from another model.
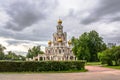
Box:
left=57, top=38, right=62, bottom=42
left=68, top=40, right=72, bottom=45
left=48, top=40, right=52, bottom=44
left=58, top=19, right=62, bottom=24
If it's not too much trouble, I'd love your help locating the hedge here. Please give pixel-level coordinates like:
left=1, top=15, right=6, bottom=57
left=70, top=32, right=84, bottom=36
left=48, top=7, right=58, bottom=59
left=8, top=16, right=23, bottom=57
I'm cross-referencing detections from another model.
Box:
left=0, top=61, right=85, bottom=72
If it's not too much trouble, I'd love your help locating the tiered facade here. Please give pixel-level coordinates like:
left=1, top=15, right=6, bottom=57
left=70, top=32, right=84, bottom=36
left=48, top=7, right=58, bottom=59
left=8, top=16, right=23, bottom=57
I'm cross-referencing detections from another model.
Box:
left=33, top=19, right=76, bottom=61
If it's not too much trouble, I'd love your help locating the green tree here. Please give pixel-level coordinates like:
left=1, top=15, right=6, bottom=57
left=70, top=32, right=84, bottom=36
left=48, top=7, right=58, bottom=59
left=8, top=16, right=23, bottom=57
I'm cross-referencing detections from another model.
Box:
left=72, top=30, right=107, bottom=62
left=98, top=46, right=120, bottom=66
left=5, top=51, right=25, bottom=61
left=26, top=45, right=44, bottom=58
left=0, top=44, right=6, bottom=60
left=71, top=36, right=79, bottom=56
left=98, top=49, right=113, bottom=66
left=110, top=46, right=120, bottom=65
left=5, top=51, right=18, bottom=60
left=17, top=55, right=26, bottom=61
left=88, top=30, right=107, bottom=61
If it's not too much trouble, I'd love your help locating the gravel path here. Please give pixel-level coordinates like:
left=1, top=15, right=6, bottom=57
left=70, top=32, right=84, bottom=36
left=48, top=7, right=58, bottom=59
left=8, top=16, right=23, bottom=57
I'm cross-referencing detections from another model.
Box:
left=0, top=66, right=120, bottom=80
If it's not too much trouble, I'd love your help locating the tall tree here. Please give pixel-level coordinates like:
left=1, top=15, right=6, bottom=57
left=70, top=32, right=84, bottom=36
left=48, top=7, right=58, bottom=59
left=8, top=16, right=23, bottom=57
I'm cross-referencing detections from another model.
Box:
left=72, top=30, right=107, bottom=62
left=26, top=45, right=44, bottom=58
left=5, top=51, right=18, bottom=60
left=5, top=51, right=25, bottom=61
left=71, top=36, right=79, bottom=56
left=0, top=44, right=6, bottom=60
left=88, top=30, right=107, bottom=61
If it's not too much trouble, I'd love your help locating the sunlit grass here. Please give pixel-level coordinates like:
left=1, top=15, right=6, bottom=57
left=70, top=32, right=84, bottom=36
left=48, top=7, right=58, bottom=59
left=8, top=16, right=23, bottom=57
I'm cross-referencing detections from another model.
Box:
left=86, top=62, right=101, bottom=66
left=103, top=66, right=120, bottom=70
left=0, top=69, right=88, bottom=74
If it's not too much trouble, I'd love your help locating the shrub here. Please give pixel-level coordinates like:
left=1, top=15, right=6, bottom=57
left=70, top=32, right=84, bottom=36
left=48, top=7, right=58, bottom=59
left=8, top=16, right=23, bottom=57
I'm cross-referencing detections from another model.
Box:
left=0, top=61, right=85, bottom=72
left=98, top=46, right=120, bottom=66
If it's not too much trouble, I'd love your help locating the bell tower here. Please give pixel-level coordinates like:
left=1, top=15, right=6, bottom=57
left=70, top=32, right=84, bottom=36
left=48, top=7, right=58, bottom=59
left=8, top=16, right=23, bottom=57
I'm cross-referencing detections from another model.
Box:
left=56, top=19, right=63, bottom=33
left=52, top=19, right=67, bottom=46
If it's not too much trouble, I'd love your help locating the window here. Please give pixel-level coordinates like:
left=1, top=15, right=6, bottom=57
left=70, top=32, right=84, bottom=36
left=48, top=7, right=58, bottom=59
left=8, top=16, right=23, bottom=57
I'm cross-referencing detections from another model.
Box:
left=48, top=50, right=50, bottom=53
left=70, top=56, right=73, bottom=60
left=59, top=49, right=61, bottom=54
left=63, top=49, right=64, bottom=52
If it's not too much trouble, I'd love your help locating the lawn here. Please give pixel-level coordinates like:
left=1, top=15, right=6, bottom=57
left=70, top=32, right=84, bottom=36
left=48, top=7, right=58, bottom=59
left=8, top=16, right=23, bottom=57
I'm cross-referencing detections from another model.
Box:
left=103, top=66, right=120, bottom=70
left=86, top=62, right=101, bottom=66
left=86, top=62, right=120, bottom=70
left=0, top=69, right=88, bottom=74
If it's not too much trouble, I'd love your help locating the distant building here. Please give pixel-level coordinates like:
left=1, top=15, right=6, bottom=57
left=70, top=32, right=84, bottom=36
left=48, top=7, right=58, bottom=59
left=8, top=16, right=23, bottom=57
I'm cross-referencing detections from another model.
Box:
left=107, top=43, right=116, bottom=48
left=33, top=19, right=76, bottom=61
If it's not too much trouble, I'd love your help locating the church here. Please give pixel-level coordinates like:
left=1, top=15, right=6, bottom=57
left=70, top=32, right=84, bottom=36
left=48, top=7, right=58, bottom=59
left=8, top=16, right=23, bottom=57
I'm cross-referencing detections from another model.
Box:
left=33, top=19, right=77, bottom=61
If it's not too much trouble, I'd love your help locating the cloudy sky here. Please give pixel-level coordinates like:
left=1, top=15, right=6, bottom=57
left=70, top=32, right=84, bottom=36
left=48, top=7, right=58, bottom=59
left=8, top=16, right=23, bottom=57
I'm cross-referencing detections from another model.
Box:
left=0, top=0, right=120, bottom=56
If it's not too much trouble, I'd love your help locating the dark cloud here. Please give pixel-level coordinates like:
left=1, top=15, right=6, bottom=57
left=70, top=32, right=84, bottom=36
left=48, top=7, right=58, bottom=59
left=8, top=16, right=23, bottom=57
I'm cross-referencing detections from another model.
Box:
left=0, top=0, right=58, bottom=41
left=0, top=22, right=54, bottom=41
left=109, top=17, right=120, bottom=22
left=81, top=0, right=120, bottom=24
left=6, top=39, right=47, bottom=47
left=3, top=0, right=58, bottom=31
left=6, top=40, right=29, bottom=45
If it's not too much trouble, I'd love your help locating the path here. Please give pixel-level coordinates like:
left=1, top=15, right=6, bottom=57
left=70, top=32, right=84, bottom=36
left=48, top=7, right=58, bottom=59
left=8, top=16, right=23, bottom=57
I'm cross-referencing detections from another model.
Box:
left=0, top=66, right=120, bottom=80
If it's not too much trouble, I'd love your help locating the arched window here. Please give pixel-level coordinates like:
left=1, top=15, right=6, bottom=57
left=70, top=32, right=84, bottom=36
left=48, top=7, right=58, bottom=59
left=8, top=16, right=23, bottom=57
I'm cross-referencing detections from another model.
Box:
left=59, top=49, right=61, bottom=54
left=40, top=57, right=43, bottom=61
left=63, top=49, right=64, bottom=52
left=70, top=56, right=73, bottom=60
left=48, top=50, right=50, bottom=53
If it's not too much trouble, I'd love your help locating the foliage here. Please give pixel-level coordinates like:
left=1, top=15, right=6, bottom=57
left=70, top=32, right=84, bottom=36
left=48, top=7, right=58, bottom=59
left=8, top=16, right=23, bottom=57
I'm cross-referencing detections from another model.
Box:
left=0, top=44, right=6, bottom=60
left=98, top=46, right=120, bottom=66
left=0, top=61, right=85, bottom=72
left=5, top=51, right=25, bottom=61
left=26, top=45, right=44, bottom=58
left=0, top=44, right=25, bottom=61
left=72, top=30, right=107, bottom=62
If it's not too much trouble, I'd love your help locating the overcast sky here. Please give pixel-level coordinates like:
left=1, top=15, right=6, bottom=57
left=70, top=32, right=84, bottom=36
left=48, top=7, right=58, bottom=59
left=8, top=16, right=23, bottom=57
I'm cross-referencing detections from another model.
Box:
left=0, top=0, right=120, bottom=56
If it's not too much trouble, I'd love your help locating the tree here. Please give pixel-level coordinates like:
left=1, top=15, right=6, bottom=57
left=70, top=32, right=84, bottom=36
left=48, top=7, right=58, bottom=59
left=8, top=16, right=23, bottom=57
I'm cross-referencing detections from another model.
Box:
left=4, top=51, right=25, bottom=61
left=71, top=36, right=79, bottom=56
left=17, top=55, right=26, bottom=61
left=5, top=51, right=18, bottom=60
left=72, top=30, right=107, bottom=62
left=26, top=45, right=44, bottom=58
left=88, top=30, right=107, bottom=61
left=98, top=46, right=120, bottom=66
left=98, top=49, right=113, bottom=66
left=0, top=44, right=6, bottom=60
left=72, top=33, right=90, bottom=61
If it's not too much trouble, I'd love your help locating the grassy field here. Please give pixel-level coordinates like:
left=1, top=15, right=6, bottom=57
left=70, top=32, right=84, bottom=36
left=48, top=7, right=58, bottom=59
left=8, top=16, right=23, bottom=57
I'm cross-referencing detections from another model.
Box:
left=86, top=62, right=101, bottom=66
left=103, top=66, right=120, bottom=70
left=0, top=69, right=88, bottom=74
left=86, top=62, right=120, bottom=70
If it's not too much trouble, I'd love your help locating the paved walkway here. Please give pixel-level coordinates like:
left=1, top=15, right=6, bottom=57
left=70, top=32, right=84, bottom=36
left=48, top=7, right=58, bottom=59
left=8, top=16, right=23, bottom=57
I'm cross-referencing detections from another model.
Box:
left=0, top=66, right=120, bottom=80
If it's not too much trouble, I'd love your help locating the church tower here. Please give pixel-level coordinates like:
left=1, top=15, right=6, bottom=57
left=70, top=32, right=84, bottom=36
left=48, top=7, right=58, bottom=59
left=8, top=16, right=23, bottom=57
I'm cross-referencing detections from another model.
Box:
left=33, top=19, right=76, bottom=61
left=53, top=19, right=67, bottom=47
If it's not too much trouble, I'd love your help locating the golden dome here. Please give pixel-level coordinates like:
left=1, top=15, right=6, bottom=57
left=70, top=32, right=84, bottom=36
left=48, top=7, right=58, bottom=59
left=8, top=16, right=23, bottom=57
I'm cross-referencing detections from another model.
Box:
left=58, top=19, right=62, bottom=24
left=48, top=40, right=52, bottom=44
left=68, top=40, right=72, bottom=45
left=57, top=38, right=62, bottom=42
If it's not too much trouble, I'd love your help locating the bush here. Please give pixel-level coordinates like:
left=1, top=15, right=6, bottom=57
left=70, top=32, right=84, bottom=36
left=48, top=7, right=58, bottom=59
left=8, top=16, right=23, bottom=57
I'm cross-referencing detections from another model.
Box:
left=0, top=61, right=85, bottom=72
left=98, top=46, right=120, bottom=66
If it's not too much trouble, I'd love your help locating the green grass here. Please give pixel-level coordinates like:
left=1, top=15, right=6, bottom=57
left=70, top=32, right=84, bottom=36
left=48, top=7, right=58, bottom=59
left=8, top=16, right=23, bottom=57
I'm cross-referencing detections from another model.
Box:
left=0, top=69, right=88, bottom=74
left=86, top=62, right=101, bottom=66
left=103, top=65, right=120, bottom=70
